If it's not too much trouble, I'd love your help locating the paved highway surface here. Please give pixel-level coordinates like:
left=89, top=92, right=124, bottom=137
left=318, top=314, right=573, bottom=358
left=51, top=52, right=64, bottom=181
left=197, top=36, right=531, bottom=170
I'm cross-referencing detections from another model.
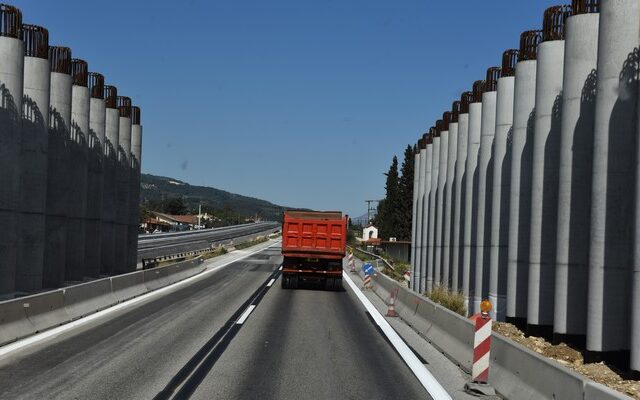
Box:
left=0, top=241, right=430, bottom=400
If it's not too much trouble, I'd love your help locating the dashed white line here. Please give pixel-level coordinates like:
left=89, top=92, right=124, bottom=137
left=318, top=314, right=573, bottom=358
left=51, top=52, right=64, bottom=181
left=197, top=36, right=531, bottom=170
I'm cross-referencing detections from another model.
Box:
left=236, top=305, right=256, bottom=325
left=279, top=266, right=283, bottom=271
left=343, top=272, right=452, bottom=400
left=266, top=278, right=276, bottom=287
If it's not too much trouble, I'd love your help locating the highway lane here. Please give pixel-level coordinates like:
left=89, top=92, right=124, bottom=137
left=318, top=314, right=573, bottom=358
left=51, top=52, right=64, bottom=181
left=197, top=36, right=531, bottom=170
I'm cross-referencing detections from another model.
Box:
left=0, top=242, right=430, bottom=400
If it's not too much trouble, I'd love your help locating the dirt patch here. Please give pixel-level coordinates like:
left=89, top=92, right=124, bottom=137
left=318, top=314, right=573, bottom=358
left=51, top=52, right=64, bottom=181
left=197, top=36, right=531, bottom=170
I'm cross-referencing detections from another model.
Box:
left=493, top=322, right=640, bottom=399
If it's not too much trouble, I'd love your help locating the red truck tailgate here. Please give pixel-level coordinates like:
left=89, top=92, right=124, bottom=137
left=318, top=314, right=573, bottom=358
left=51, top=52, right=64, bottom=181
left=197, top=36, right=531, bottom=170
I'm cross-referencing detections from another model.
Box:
left=282, top=211, right=347, bottom=259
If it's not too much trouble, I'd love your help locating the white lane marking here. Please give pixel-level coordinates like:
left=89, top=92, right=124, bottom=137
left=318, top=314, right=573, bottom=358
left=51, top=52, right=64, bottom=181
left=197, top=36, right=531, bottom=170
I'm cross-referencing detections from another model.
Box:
left=236, top=305, right=256, bottom=325
left=266, top=278, right=276, bottom=287
left=343, top=272, right=452, bottom=400
left=0, top=240, right=282, bottom=360
left=279, top=266, right=283, bottom=271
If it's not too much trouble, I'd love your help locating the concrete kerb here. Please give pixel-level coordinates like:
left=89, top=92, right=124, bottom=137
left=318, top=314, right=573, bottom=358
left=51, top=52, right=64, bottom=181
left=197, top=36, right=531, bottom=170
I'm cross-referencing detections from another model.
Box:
left=0, top=298, right=36, bottom=346
left=63, top=278, right=118, bottom=320
left=111, top=271, right=146, bottom=303
left=584, top=381, right=634, bottom=400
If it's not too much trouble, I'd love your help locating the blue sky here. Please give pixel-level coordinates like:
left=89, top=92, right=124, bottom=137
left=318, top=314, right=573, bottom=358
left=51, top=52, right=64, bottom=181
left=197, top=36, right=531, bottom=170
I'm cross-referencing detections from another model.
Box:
left=15, top=0, right=558, bottom=217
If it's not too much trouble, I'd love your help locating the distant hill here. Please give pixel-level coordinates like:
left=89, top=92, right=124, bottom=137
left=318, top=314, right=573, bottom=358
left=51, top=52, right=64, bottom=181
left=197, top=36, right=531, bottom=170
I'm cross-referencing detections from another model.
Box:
left=140, top=174, right=293, bottom=221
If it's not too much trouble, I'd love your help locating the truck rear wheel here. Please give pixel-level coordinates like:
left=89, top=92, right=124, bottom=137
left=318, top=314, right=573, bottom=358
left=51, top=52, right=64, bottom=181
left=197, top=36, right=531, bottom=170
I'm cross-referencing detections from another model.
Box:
left=282, top=275, right=289, bottom=289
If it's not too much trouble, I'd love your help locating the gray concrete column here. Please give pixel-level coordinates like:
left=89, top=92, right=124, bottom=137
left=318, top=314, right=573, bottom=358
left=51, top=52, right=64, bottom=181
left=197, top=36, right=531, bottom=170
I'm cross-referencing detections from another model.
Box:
left=66, top=59, right=89, bottom=281
left=44, top=46, right=72, bottom=289
left=128, top=106, right=142, bottom=270
left=426, top=134, right=440, bottom=292
left=16, top=24, right=48, bottom=293
left=528, top=23, right=567, bottom=333
left=434, top=123, right=448, bottom=286
left=414, top=143, right=425, bottom=292
left=489, top=53, right=517, bottom=320
left=85, top=73, right=105, bottom=278
left=463, top=91, right=482, bottom=314
left=588, top=0, right=639, bottom=356
left=507, top=31, right=541, bottom=323
left=443, top=113, right=459, bottom=289
left=0, top=5, right=24, bottom=297
left=101, top=86, right=119, bottom=276
left=115, top=96, right=132, bottom=273
left=474, top=82, right=498, bottom=314
left=554, top=11, right=599, bottom=342
left=452, top=96, right=471, bottom=292
left=410, top=147, right=421, bottom=291
left=420, top=139, right=432, bottom=292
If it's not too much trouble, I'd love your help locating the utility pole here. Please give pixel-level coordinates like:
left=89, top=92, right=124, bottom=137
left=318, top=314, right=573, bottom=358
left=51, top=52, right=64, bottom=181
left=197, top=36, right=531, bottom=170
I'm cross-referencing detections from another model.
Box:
left=198, top=203, right=202, bottom=229
left=365, top=199, right=381, bottom=225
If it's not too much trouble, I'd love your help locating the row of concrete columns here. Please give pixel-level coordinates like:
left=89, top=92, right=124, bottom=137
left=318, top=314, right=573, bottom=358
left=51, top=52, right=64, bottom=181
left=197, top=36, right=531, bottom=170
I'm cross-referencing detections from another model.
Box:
left=0, top=4, right=143, bottom=298
left=410, top=0, right=640, bottom=372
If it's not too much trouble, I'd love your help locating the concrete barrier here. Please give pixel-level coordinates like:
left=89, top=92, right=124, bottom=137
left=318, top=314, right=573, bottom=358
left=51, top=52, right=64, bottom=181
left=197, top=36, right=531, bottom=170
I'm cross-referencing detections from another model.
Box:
left=22, top=290, right=69, bottom=334
left=584, top=381, right=634, bottom=400
left=0, top=298, right=35, bottom=346
left=63, top=279, right=117, bottom=320
left=143, top=267, right=170, bottom=291
left=111, top=271, right=146, bottom=303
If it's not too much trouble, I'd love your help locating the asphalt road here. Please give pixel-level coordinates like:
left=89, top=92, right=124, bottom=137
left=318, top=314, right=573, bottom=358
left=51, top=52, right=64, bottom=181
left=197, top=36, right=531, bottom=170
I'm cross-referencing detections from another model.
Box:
left=0, top=242, right=429, bottom=400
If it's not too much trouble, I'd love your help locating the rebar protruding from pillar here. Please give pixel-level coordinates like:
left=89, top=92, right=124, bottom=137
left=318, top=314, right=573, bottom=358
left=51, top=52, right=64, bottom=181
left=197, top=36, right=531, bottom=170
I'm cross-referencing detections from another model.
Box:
left=452, top=101, right=461, bottom=123
left=132, top=106, right=140, bottom=125
left=519, top=30, right=543, bottom=61
left=22, top=24, right=48, bottom=58
left=48, top=46, right=71, bottom=74
left=461, top=91, right=474, bottom=113
left=71, top=59, right=88, bottom=87
left=472, top=80, right=485, bottom=103
left=502, top=49, right=519, bottom=77
left=117, top=96, right=131, bottom=118
left=0, top=4, right=21, bottom=38
left=427, top=127, right=435, bottom=144
left=435, top=120, right=444, bottom=137
left=104, top=85, right=117, bottom=108
left=88, top=72, right=104, bottom=99
left=572, top=0, right=598, bottom=14
left=443, top=112, right=451, bottom=131
left=485, top=67, right=501, bottom=92
left=543, top=5, right=572, bottom=42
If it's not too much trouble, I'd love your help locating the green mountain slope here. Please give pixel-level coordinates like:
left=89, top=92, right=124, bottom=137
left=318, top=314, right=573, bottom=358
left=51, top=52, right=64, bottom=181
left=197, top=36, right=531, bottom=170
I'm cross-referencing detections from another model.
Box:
left=140, top=174, right=290, bottom=220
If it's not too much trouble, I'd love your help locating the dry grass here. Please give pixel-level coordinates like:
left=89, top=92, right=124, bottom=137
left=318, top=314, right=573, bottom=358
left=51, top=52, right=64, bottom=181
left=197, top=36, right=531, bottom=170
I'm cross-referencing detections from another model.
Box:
left=235, top=236, right=269, bottom=250
left=200, top=247, right=227, bottom=260
left=426, top=285, right=467, bottom=316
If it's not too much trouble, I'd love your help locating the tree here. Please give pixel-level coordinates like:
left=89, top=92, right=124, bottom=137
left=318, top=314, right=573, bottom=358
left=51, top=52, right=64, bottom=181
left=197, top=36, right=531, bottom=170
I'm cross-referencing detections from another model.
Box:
left=377, top=156, right=401, bottom=240
left=164, top=197, right=187, bottom=215
left=397, top=145, right=416, bottom=240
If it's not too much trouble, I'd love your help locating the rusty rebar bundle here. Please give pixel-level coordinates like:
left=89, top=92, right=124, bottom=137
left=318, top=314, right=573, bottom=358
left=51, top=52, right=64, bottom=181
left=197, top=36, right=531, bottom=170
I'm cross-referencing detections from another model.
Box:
left=572, top=0, right=598, bottom=15
left=485, top=67, right=501, bottom=92
left=22, top=24, right=48, bottom=59
left=422, top=132, right=429, bottom=147
left=104, top=85, right=117, bottom=109
left=88, top=72, right=104, bottom=99
left=519, top=30, right=543, bottom=62
left=472, top=80, right=485, bottom=103
left=460, top=91, right=474, bottom=113
left=49, top=46, right=71, bottom=74
left=71, top=59, right=88, bottom=87
left=0, top=4, right=21, bottom=38
left=543, top=5, right=572, bottom=42
left=132, top=106, right=141, bottom=125
left=435, top=119, right=444, bottom=137
left=117, top=96, right=131, bottom=118
left=501, top=49, right=519, bottom=77
left=451, top=101, right=461, bottom=122
left=442, top=112, right=451, bottom=131
left=427, top=127, right=435, bottom=143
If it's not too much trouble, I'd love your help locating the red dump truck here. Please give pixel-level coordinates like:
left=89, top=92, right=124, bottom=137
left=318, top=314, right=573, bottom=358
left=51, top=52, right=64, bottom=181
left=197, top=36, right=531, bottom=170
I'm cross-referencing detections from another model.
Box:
left=281, top=210, right=348, bottom=290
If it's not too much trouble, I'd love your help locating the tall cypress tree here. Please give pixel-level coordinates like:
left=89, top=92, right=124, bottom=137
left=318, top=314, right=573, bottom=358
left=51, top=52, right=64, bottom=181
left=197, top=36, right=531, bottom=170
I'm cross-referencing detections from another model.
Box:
left=378, top=156, right=400, bottom=240
left=398, top=145, right=415, bottom=240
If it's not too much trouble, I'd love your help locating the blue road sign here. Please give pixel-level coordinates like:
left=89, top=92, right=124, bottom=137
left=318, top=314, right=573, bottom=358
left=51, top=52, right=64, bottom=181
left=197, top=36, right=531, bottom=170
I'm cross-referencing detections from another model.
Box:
left=363, top=263, right=374, bottom=276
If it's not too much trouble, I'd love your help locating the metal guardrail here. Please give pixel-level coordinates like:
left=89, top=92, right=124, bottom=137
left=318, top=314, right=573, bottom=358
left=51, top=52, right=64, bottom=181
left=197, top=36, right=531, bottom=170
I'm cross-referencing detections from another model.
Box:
left=347, top=245, right=395, bottom=272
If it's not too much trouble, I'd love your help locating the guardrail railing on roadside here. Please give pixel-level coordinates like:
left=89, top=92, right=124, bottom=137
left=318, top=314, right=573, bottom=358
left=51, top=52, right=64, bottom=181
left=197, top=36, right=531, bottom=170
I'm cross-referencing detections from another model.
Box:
left=347, top=245, right=396, bottom=271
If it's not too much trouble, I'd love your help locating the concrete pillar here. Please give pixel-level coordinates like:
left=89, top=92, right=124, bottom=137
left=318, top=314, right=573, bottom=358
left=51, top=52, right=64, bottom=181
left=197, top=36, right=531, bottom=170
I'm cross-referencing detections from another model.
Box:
left=475, top=69, right=500, bottom=314
left=489, top=50, right=518, bottom=321
left=410, top=143, right=421, bottom=291
left=128, top=106, right=142, bottom=270
left=115, top=96, right=132, bottom=273
left=16, top=24, right=48, bottom=293
left=589, top=0, right=638, bottom=359
left=43, top=46, right=72, bottom=289
left=452, top=93, right=472, bottom=292
left=101, top=85, right=119, bottom=276
left=426, top=130, right=440, bottom=292
left=66, top=59, right=89, bottom=281
left=507, top=30, right=542, bottom=325
left=414, top=138, right=426, bottom=292
left=0, top=5, right=23, bottom=297
left=528, top=6, right=570, bottom=334
left=85, top=73, right=105, bottom=278
left=554, top=7, right=599, bottom=343
left=420, top=136, right=432, bottom=293
left=463, top=82, right=483, bottom=314
left=443, top=103, right=460, bottom=289
left=435, top=117, right=449, bottom=287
